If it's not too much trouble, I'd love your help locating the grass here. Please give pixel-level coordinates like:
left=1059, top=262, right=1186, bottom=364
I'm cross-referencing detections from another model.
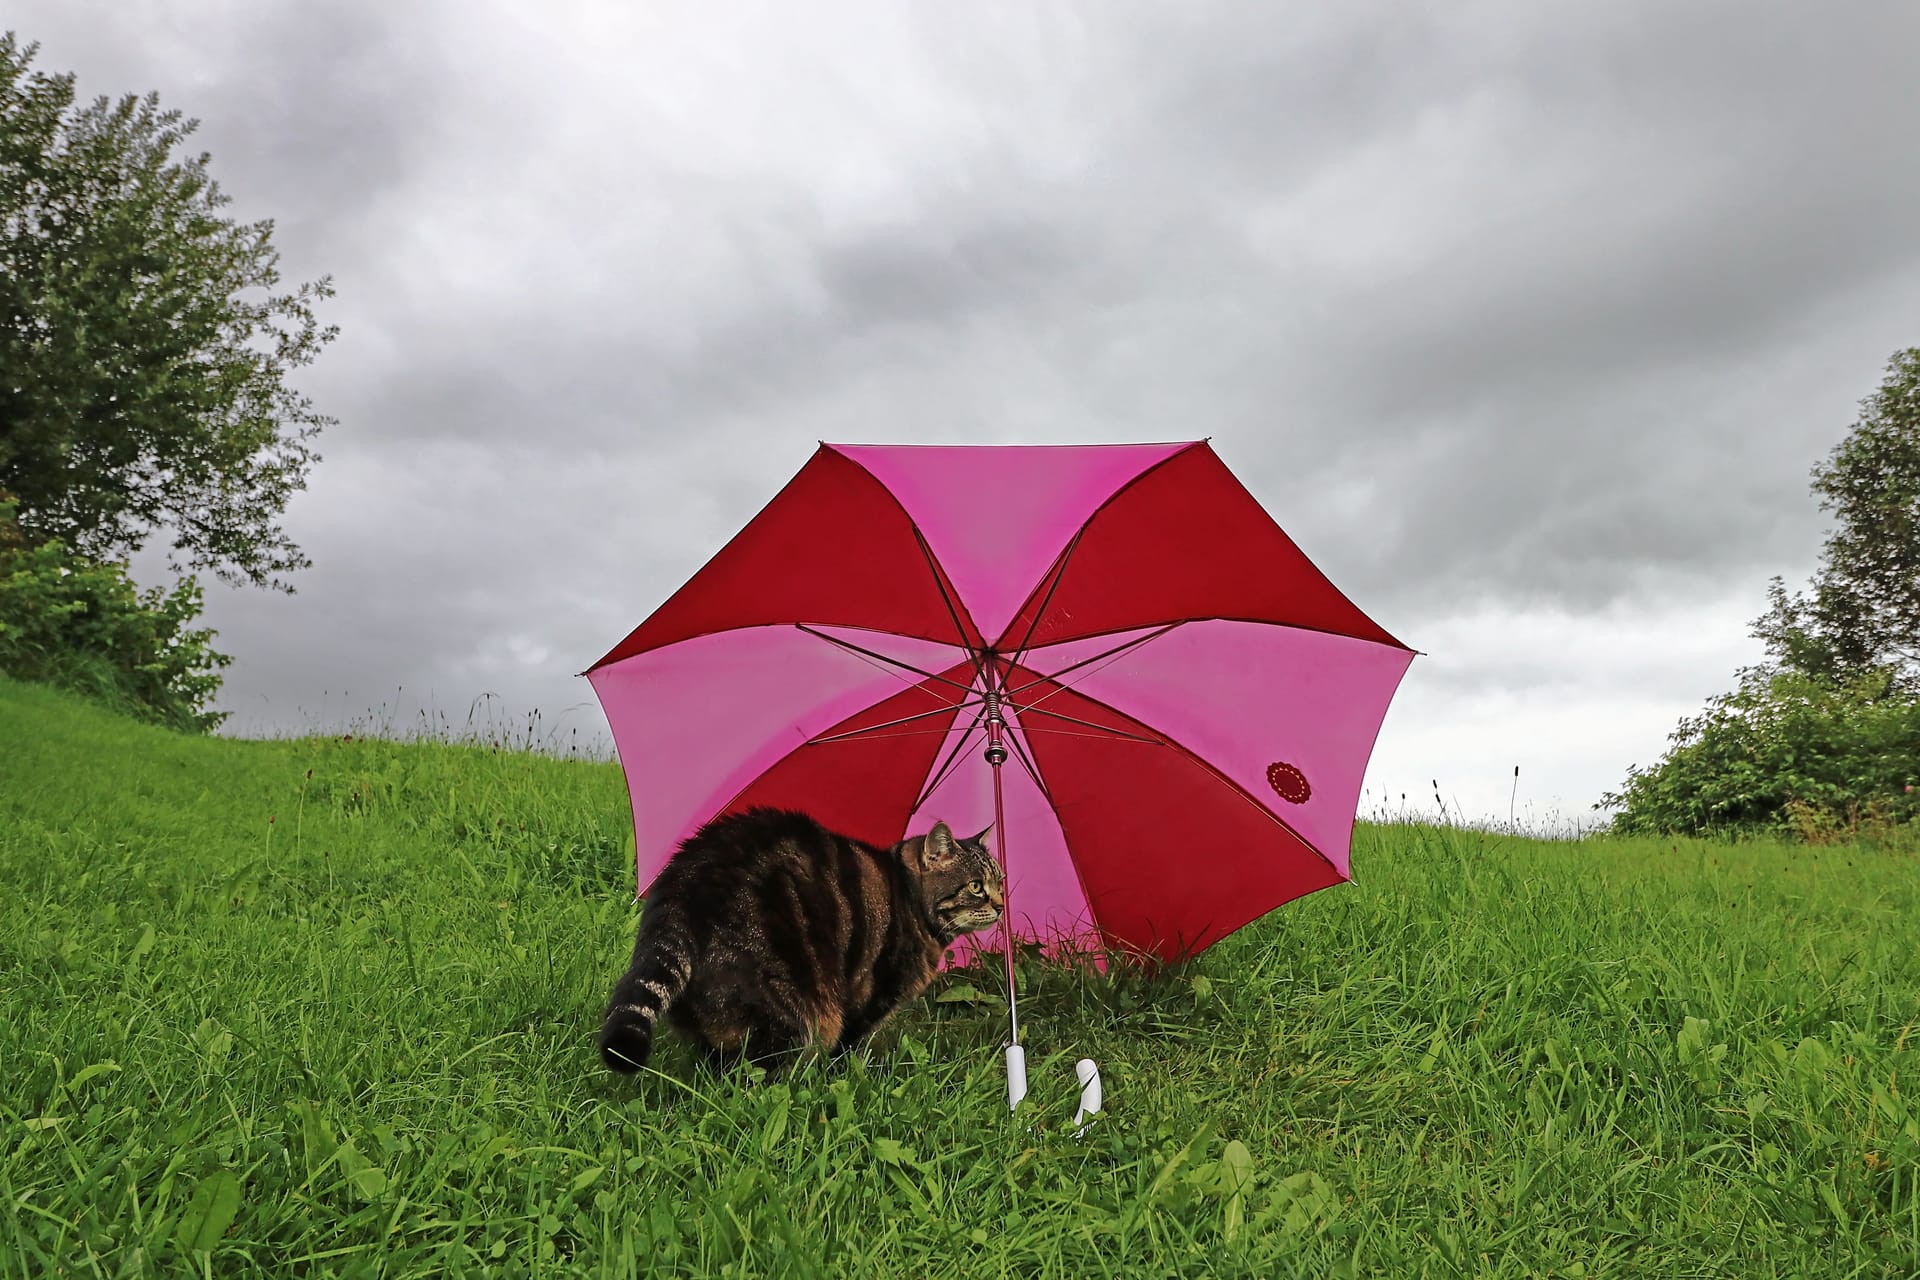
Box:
left=1, top=675, right=1916, bottom=1278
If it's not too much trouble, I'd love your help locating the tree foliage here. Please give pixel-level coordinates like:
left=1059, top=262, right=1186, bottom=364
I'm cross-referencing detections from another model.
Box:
left=1751, top=348, right=1920, bottom=683
left=0, top=496, right=229, bottom=731
left=1606, top=349, right=1920, bottom=836
left=0, top=32, right=334, bottom=592
left=1601, top=666, right=1918, bottom=837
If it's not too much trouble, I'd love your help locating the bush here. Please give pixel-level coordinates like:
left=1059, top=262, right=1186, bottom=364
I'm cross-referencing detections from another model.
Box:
left=0, top=496, right=230, bottom=731
left=1602, top=665, right=1920, bottom=837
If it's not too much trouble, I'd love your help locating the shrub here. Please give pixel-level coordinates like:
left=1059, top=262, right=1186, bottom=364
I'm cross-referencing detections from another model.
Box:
left=0, top=496, right=230, bottom=731
left=1602, top=665, right=1920, bottom=837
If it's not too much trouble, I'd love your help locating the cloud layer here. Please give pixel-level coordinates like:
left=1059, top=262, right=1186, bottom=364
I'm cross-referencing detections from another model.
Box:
left=13, top=0, right=1918, bottom=821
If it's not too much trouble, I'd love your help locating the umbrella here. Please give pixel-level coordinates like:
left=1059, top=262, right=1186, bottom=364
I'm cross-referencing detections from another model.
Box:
left=586, top=441, right=1414, bottom=1085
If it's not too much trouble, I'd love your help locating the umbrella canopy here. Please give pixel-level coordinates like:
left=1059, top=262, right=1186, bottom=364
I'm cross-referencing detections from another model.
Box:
left=587, top=441, right=1413, bottom=964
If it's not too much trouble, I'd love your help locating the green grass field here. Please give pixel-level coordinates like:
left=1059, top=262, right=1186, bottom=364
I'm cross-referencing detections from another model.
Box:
left=2, top=675, right=1916, bottom=1277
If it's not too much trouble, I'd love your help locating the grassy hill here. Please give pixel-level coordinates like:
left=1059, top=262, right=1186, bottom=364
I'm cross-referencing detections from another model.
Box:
left=1, top=676, right=1915, bottom=1277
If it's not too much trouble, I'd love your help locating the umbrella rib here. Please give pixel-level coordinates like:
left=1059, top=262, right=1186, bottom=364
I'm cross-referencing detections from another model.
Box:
left=909, top=704, right=987, bottom=814
left=1012, top=703, right=1163, bottom=745
left=1020, top=676, right=1345, bottom=879
left=795, top=625, right=976, bottom=695
left=810, top=699, right=983, bottom=746
left=1002, top=720, right=1091, bottom=941
left=813, top=727, right=975, bottom=743
left=1004, top=527, right=1085, bottom=672
left=1007, top=623, right=1181, bottom=700
left=912, top=527, right=988, bottom=688
left=1001, top=719, right=1058, bottom=810
left=1017, top=725, right=1158, bottom=742
left=1010, top=614, right=1417, bottom=657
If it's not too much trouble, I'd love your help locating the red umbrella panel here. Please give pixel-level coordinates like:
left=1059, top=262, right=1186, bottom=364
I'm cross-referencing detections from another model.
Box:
left=587, top=441, right=1414, bottom=964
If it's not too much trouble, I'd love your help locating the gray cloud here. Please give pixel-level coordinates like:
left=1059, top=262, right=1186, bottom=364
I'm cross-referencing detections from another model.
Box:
left=12, top=0, right=1919, bottom=815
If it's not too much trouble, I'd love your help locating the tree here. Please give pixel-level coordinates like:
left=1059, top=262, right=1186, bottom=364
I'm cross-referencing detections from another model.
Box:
left=0, top=496, right=230, bottom=730
left=1603, top=347, right=1920, bottom=836
left=1751, top=348, right=1920, bottom=684
left=0, top=33, right=334, bottom=592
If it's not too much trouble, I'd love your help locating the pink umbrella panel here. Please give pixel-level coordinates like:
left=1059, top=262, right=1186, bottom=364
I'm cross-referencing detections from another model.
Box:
left=587, top=441, right=1415, bottom=965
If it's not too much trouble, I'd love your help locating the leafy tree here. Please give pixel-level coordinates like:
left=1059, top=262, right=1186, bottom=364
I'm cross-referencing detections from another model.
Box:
left=1751, top=348, right=1920, bottom=683
left=1604, top=348, right=1920, bottom=836
left=0, top=495, right=229, bottom=730
left=0, top=32, right=334, bottom=592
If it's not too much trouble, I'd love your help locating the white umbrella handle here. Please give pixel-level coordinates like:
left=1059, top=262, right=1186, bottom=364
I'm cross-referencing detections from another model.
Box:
left=1005, top=1044, right=1028, bottom=1111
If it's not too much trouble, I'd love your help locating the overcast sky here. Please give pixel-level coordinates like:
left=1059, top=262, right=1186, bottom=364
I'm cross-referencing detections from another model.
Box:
left=13, top=1, right=1918, bottom=829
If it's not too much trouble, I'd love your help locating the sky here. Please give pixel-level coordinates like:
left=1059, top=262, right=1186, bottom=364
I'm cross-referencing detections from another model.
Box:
left=11, top=1, right=1919, bottom=830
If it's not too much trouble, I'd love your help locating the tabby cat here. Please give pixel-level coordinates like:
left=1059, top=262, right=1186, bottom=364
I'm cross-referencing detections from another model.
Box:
left=598, top=807, right=1004, bottom=1072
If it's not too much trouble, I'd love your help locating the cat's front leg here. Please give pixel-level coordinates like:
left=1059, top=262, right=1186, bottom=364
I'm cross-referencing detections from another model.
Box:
left=829, top=1005, right=890, bottom=1057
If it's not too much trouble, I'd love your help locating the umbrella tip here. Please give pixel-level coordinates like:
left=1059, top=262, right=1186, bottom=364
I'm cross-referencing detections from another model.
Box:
left=1074, top=1058, right=1103, bottom=1131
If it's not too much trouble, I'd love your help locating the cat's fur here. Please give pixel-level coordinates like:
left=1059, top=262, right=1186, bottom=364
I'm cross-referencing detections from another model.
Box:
left=598, top=807, right=1004, bottom=1072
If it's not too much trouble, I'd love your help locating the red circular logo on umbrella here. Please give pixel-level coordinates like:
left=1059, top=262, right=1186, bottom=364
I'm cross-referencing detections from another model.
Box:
left=1266, top=761, right=1311, bottom=804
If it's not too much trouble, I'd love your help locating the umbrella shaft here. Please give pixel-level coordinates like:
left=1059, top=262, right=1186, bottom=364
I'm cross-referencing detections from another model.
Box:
left=993, top=747, right=1017, bottom=1048
left=985, top=684, right=1019, bottom=1049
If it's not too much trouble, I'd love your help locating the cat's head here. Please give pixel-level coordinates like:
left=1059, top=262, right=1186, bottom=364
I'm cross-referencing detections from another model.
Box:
left=903, top=820, right=1004, bottom=940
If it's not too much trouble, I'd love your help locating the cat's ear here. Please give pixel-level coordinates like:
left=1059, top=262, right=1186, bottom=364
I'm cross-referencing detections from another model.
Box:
left=968, top=823, right=992, bottom=852
left=924, top=821, right=957, bottom=867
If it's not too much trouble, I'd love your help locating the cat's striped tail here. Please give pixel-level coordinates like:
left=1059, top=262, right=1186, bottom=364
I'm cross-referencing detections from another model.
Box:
left=598, top=907, right=695, bottom=1072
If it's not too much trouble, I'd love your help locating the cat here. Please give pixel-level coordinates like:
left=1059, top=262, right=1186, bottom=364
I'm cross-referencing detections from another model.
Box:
left=598, top=807, right=1004, bottom=1073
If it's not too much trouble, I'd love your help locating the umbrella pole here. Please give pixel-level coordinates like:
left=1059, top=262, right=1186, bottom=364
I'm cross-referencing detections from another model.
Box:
left=985, top=684, right=1026, bottom=1110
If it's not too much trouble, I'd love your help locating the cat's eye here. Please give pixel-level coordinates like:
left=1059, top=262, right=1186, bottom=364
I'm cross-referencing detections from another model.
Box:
left=967, top=879, right=983, bottom=895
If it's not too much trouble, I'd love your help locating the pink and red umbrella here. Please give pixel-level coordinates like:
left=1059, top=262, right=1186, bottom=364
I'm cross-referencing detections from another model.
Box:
left=586, top=441, right=1413, bottom=971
